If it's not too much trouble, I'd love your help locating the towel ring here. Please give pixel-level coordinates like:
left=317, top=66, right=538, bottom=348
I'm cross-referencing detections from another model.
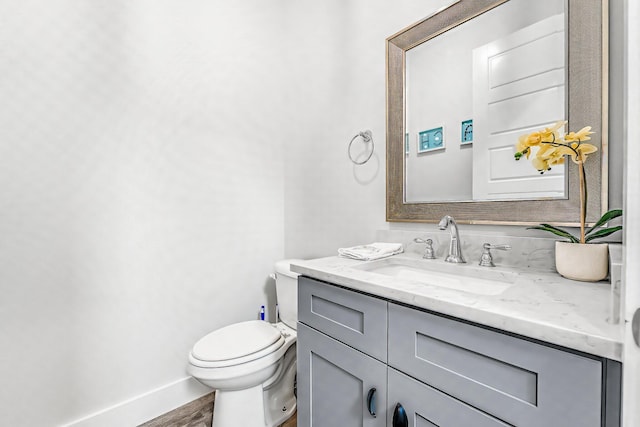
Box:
left=348, top=130, right=374, bottom=165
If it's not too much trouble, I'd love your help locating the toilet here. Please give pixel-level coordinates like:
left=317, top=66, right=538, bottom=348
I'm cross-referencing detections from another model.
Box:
left=187, top=260, right=300, bottom=427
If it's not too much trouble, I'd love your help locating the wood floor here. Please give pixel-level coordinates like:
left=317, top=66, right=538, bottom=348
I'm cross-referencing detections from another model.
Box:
left=280, top=412, right=297, bottom=427
left=139, top=393, right=214, bottom=427
left=138, top=392, right=297, bottom=427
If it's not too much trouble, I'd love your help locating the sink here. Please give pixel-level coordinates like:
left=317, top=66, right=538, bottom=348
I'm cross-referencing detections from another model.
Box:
left=352, top=257, right=517, bottom=296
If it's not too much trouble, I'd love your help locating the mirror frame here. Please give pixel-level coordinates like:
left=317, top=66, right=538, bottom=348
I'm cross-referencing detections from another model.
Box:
left=386, top=0, right=608, bottom=225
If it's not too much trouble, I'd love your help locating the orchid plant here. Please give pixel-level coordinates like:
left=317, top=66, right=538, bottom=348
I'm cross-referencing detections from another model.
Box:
left=514, top=121, right=622, bottom=244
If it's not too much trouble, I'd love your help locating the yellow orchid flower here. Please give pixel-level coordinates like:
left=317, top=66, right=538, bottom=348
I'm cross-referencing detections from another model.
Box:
left=569, top=141, right=598, bottom=163
left=516, top=134, right=536, bottom=158
left=549, top=154, right=566, bottom=166
left=563, top=126, right=593, bottom=143
left=535, top=142, right=557, bottom=158
left=524, top=132, right=543, bottom=145
left=542, top=146, right=567, bottom=166
left=549, top=144, right=576, bottom=159
left=514, top=122, right=599, bottom=244
left=537, top=140, right=597, bottom=164
left=532, top=145, right=567, bottom=172
left=538, top=120, right=566, bottom=143
left=514, top=121, right=566, bottom=160
left=532, top=156, right=550, bottom=172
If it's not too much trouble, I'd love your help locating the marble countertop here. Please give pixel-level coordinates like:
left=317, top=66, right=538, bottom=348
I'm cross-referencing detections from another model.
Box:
left=290, top=254, right=623, bottom=361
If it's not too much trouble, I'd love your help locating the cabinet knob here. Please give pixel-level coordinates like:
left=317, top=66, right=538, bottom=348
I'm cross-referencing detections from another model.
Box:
left=392, top=403, right=408, bottom=427
left=366, top=387, right=377, bottom=417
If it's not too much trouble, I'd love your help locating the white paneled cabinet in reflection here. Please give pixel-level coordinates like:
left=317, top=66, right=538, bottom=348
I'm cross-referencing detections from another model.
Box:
left=472, top=13, right=566, bottom=200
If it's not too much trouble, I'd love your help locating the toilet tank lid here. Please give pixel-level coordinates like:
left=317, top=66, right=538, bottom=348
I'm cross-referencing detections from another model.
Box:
left=275, top=259, right=303, bottom=278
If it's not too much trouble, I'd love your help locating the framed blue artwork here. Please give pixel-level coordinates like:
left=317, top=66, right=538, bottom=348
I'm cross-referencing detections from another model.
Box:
left=417, top=126, right=445, bottom=153
left=405, top=132, right=410, bottom=154
left=461, top=119, right=473, bottom=144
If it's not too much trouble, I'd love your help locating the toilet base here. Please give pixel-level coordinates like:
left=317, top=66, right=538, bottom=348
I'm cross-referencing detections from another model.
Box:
left=211, top=359, right=297, bottom=427
left=264, top=355, right=297, bottom=426
left=213, top=385, right=265, bottom=427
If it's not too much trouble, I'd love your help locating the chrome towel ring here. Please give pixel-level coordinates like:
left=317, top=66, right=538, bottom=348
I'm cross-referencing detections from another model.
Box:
left=348, top=130, right=374, bottom=165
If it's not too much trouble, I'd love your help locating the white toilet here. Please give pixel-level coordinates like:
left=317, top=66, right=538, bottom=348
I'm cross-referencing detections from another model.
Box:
left=187, top=260, right=300, bottom=427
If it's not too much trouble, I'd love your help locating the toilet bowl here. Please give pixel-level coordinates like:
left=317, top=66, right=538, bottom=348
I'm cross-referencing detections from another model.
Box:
left=187, top=260, right=301, bottom=427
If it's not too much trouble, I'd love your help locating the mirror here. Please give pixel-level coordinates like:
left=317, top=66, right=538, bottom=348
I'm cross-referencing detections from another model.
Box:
left=406, top=0, right=566, bottom=202
left=387, top=0, right=607, bottom=224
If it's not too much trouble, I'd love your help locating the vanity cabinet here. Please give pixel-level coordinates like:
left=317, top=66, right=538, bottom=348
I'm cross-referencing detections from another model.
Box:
left=297, top=275, right=388, bottom=426
left=297, top=277, right=621, bottom=427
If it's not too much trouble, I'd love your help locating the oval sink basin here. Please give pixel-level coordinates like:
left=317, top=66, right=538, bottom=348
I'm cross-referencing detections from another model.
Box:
left=353, top=257, right=517, bottom=296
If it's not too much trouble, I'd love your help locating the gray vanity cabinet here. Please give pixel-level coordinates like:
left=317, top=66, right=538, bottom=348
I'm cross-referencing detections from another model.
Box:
left=297, top=277, right=620, bottom=427
left=297, top=277, right=388, bottom=427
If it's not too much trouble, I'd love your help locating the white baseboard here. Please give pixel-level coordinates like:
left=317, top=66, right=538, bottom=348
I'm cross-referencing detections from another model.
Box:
left=61, top=377, right=212, bottom=427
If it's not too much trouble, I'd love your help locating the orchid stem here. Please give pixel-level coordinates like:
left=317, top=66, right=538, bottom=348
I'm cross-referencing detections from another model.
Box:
left=578, top=161, right=586, bottom=243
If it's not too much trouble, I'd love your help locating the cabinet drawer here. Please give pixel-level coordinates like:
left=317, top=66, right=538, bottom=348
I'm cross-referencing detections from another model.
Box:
left=388, top=303, right=602, bottom=427
left=298, top=277, right=387, bottom=362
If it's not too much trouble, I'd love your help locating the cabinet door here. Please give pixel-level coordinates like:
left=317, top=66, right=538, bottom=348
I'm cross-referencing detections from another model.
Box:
left=388, top=368, right=510, bottom=427
left=388, top=303, right=603, bottom=426
left=297, top=323, right=387, bottom=427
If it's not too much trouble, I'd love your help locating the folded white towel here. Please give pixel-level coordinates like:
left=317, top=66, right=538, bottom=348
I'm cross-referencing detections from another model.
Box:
left=338, top=242, right=404, bottom=261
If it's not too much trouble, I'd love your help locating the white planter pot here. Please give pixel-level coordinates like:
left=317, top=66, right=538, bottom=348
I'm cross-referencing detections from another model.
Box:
left=555, top=241, right=609, bottom=282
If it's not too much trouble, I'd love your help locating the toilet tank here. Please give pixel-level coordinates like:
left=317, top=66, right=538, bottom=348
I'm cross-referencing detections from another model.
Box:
left=275, top=259, right=302, bottom=330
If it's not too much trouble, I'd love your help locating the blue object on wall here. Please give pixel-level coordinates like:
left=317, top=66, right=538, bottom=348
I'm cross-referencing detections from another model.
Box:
left=417, top=127, right=445, bottom=153
left=461, top=119, right=473, bottom=144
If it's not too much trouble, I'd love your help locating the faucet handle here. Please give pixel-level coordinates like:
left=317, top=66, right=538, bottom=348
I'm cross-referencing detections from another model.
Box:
left=413, top=238, right=436, bottom=259
left=479, top=243, right=511, bottom=267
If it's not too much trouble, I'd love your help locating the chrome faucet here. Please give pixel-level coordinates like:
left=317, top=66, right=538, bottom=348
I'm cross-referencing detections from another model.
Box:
left=438, top=215, right=466, bottom=263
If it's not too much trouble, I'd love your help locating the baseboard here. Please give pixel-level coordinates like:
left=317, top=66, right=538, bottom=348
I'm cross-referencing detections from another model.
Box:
left=61, top=377, right=212, bottom=427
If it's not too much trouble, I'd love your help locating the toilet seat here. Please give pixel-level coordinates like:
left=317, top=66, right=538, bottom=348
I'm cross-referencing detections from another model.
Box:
left=190, top=321, right=285, bottom=368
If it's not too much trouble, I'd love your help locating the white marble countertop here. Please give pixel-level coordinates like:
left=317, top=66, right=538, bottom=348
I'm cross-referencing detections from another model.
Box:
left=291, top=254, right=623, bottom=361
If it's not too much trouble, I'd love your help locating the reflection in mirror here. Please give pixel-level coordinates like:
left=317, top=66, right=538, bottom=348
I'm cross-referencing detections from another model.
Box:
left=405, top=0, right=566, bottom=202
left=386, top=0, right=606, bottom=224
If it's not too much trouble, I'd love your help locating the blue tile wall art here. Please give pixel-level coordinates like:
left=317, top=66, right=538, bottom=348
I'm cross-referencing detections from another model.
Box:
left=461, top=119, right=473, bottom=144
left=417, top=126, right=445, bottom=154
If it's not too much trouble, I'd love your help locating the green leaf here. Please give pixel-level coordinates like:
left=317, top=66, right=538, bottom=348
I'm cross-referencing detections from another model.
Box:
left=585, top=209, right=623, bottom=236
left=527, top=224, right=579, bottom=243
left=585, top=226, right=623, bottom=242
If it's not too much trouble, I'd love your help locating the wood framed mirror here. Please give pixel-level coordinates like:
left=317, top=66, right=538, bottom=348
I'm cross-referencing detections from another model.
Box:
left=386, top=0, right=608, bottom=225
